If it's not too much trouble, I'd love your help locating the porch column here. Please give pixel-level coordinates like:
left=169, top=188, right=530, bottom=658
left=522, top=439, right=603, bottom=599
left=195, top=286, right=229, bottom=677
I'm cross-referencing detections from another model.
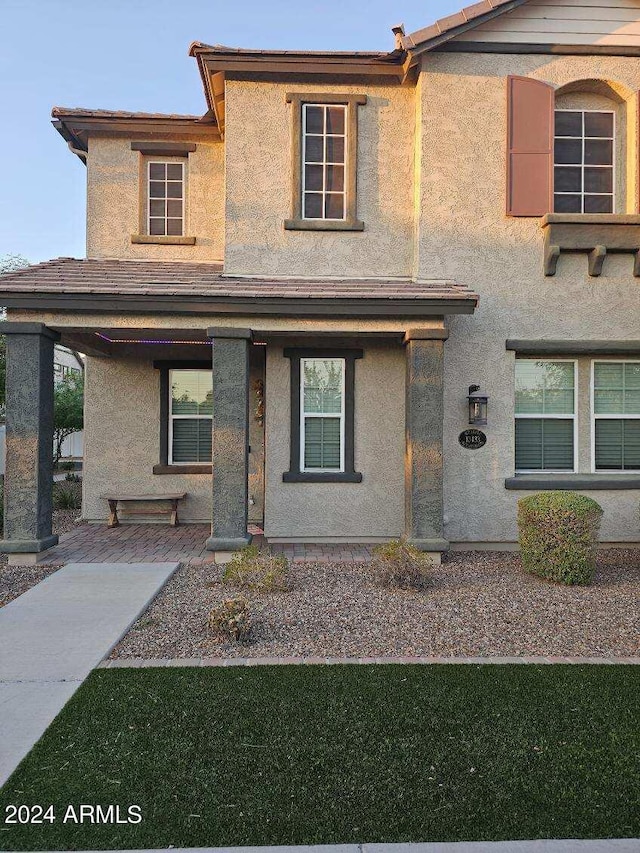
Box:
left=205, top=327, right=252, bottom=552
left=0, top=322, right=60, bottom=564
left=403, top=328, right=449, bottom=553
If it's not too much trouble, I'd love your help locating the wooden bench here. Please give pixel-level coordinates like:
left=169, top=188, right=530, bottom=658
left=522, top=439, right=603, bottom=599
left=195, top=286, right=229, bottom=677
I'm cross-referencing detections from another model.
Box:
left=101, top=493, right=187, bottom=528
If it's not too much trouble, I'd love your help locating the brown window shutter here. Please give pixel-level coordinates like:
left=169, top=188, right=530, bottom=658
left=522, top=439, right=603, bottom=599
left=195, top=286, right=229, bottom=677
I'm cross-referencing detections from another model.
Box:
left=507, top=76, right=554, bottom=216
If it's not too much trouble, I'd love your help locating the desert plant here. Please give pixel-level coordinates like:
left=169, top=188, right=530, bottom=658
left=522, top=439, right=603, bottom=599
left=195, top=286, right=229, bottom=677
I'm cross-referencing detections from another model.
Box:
left=517, top=491, right=603, bottom=585
left=53, top=480, right=82, bottom=511
left=64, top=472, right=81, bottom=482
left=371, top=539, right=431, bottom=590
left=208, top=596, right=251, bottom=641
left=222, top=544, right=292, bottom=592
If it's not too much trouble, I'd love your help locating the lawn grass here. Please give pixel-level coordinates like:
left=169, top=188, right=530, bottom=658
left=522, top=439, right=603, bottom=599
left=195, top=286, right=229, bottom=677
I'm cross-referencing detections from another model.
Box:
left=1, top=664, right=639, bottom=850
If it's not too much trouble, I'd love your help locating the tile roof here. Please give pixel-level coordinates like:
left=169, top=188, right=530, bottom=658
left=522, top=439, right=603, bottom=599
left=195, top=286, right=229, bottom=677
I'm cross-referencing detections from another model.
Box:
left=51, top=107, right=203, bottom=121
left=188, top=42, right=394, bottom=59
left=403, top=0, right=528, bottom=51
left=0, top=258, right=478, bottom=304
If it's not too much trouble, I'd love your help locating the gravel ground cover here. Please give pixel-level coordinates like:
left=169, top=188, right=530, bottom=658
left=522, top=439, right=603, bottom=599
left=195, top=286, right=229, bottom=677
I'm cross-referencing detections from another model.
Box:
left=0, top=510, right=84, bottom=607
left=111, top=549, right=640, bottom=659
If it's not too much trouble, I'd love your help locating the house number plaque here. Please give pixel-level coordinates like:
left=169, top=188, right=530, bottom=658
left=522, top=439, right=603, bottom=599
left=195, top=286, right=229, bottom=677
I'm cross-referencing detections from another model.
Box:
left=458, top=429, right=486, bottom=450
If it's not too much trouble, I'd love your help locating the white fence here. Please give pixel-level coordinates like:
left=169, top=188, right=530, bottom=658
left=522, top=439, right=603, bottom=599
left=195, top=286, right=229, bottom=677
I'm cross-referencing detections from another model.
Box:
left=0, top=426, right=83, bottom=476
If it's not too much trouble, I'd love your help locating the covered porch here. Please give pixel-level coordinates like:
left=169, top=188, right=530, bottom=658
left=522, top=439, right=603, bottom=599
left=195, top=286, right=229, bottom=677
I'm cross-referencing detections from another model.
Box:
left=0, top=258, right=479, bottom=565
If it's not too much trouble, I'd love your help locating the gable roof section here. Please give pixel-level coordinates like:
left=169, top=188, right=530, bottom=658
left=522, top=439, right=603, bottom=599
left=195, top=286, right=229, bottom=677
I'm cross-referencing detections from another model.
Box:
left=0, top=258, right=478, bottom=317
left=402, top=0, right=529, bottom=53
left=403, top=0, right=640, bottom=54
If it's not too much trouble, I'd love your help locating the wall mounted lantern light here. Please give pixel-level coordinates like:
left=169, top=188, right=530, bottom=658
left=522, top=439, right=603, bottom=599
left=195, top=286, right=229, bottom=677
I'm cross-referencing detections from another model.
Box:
left=468, top=385, right=488, bottom=426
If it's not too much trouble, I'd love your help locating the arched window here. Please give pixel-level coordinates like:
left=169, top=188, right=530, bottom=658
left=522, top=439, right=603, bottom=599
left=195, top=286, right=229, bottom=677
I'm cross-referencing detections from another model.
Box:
left=553, top=83, right=626, bottom=214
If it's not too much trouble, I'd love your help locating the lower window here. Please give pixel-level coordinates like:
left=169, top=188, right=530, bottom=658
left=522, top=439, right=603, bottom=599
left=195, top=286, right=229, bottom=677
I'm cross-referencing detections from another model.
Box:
left=515, top=359, right=576, bottom=471
left=593, top=361, right=640, bottom=470
left=168, top=369, right=212, bottom=464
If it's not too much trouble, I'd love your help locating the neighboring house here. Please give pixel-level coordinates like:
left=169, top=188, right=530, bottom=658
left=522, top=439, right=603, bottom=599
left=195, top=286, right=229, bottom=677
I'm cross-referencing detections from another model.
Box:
left=0, top=345, right=83, bottom=476
left=2, top=0, right=640, bottom=563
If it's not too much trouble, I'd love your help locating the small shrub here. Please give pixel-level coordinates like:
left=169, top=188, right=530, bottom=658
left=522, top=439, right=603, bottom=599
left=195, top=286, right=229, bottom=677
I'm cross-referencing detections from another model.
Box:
left=517, top=491, right=603, bottom=586
left=371, top=539, right=431, bottom=590
left=222, top=545, right=292, bottom=592
left=64, top=472, right=81, bottom=483
left=208, top=596, right=251, bottom=641
left=57, top=460, right=76, bottom=472
left=53, top=480, right=82, bottom=511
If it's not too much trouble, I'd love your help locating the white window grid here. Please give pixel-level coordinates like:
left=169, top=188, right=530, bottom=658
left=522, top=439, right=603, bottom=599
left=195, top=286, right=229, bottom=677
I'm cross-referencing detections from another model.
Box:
left=147, top=161, right=185, bottom=237
left=515, top=358, right=578, bottom=474
left=554, top=109, right=615, bottom=213
left=302, top=103, right=347, bottom=221
left=590, top=359, right=640, bottom=472
left=168, top=369, right=212, bottom=466
left=300, top=357, right=345, bottom=473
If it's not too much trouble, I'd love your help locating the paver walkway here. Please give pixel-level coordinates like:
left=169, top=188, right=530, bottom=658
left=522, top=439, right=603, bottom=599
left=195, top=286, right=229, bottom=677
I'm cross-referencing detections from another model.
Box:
left=38, top=523, right=375, bottom=564
left=0, top=561, right=178, bottom=786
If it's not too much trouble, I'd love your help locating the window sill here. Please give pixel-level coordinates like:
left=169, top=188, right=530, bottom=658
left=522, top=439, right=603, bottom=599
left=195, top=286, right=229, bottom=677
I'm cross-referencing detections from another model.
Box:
left=131, top=235, right=196, bottom=245
left=540, top=214, right=640, bottom=277
left=505, top=473, right=640, bottom=490
left=153, top=464, right=211, bottom=475
left=284, top=218, right=364, bottom=232
left=283, top=471, right=363, bottom=483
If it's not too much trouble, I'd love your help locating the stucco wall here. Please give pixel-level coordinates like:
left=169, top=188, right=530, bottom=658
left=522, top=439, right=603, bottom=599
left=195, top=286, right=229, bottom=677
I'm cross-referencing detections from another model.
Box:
left=420, top=52, right=640, bottom=543
left=86, top=134, right=224, bottom=261
left=223, top=79, right=415, bottom=278
left=264, top=343, right=405, bottom=541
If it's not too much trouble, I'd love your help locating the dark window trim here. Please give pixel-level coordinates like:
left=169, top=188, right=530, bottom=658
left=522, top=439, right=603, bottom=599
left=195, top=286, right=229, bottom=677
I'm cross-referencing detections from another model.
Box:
left=154, top=360, right=213, bottom=474
left=283, top=347, right=363, bottom=483
left=285, top=93, right=366, bottom=232
left=505, top=474, right=640, bottom=490
left=131, top=141, right=197, bottom=156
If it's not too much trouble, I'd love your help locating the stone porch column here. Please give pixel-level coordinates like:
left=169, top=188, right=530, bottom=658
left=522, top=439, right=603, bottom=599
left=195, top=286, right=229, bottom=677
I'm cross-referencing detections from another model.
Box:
left=205, top=327, right=253, bottom=552
left=403, top=328, right=449, bottom=554
left=0, top=322, right=60, bottom=564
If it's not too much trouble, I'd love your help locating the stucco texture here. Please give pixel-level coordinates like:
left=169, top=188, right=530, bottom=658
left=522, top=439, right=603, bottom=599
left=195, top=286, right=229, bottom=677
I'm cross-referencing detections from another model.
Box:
left=264, top=344, right=405, bottom=541
left=419, top=52, right=640, bottom=543
left=223, top=79, right=415, bottom=278
left=86, top=134, right=224, bottom=261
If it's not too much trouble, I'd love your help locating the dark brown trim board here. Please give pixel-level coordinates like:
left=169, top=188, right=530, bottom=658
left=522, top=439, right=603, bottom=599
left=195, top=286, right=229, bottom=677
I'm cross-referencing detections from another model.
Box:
left=1, top=293, right=478, bottom=316
left=131, top=235, right=196, bottom=246
left=507, top=340, right=640, bottom=356
left=505, top=474, right=640, bottom=490
left=283, top=347, right=363, bottom=484
left=285, top=93, right=366, bottom=232
left=438, top=42, right=640, bottom=58
left=131, top=141, right=197, bottom=156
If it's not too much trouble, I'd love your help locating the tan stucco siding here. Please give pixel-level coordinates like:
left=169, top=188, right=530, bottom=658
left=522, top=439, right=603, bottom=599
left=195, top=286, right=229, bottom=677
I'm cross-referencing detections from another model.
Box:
left=223, top=79, right=415, bottom=278
left=423, top=52, right=640, bottom=543
left=86, top=135, right=224, bottom=261
left=83, top=356, right=213, bottom=522
left=263, top=344, right=405, bottom=541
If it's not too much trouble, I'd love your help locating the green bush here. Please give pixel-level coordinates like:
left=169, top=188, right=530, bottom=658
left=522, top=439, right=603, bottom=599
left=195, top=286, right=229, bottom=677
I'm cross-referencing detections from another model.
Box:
left=517, top=491, right=603, bottom=585
left=371, top=539, right=431, bottom=590
left=222, top=545, right=292, bottom=592
left=53, top=480, right=82, bottom=511
left=208, top=597, right=251, bottom=642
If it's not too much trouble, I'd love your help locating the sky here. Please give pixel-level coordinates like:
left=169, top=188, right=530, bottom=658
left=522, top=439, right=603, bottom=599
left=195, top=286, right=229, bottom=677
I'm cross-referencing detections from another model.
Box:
left=0, top=0, right=463, bottom=263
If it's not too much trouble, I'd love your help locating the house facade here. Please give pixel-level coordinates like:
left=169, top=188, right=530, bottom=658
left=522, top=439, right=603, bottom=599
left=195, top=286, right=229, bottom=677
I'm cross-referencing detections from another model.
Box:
left=3, top=0, right=640, bottom=563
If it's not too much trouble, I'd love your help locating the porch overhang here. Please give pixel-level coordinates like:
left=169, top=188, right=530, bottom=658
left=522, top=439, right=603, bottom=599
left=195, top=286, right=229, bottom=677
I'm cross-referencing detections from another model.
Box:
left=0, top=258, right=479, bottom=319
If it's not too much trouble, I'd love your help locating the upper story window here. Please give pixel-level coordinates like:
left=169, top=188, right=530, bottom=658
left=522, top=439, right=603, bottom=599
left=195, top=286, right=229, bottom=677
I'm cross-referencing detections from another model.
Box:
left=148, top=161, right=184, bottom=237
left=302, top=104, right=347, bottom=221
left=285, top=93, right=366, bottom=232
left=554, top=110, right=614, bottom=214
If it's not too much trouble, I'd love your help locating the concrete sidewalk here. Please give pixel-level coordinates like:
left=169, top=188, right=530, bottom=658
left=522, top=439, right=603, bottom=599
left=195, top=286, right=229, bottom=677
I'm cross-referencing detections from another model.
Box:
left=0, top=561, right=178, bottom=786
